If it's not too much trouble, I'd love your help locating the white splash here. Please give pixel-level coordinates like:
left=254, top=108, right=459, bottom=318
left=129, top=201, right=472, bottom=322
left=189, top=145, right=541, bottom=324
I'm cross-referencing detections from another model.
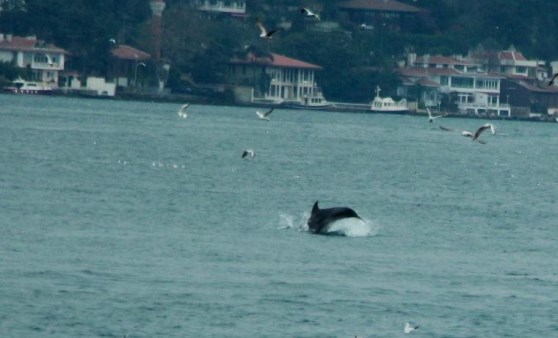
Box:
left=278, top=213, right=308, bottom=232
left=325, top=217, right=378, bottom=237
left=279, top=213, right=379, bottom=237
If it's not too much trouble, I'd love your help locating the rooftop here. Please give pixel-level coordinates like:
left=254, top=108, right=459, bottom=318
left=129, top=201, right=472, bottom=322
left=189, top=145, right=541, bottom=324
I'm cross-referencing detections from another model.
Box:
left=111, top=45, right=151, bottom=61
left=231, top=52, right=322, bottom=70
left=0, top=34, right=66, bottom=54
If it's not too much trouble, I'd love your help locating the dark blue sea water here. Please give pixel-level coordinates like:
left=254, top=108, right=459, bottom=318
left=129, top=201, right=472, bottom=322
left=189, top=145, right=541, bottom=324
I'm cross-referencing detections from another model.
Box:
left=1, top=94, right=557, bottom=337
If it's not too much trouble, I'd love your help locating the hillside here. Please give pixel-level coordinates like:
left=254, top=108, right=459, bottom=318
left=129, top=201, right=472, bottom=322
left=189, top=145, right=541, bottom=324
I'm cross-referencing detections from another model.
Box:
left=1, top=0, right=557, bottom=101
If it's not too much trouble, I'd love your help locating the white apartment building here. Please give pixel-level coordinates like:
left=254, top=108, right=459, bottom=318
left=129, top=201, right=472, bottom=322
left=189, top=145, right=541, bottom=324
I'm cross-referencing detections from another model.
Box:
left=0, top=33, right=66, bottom=87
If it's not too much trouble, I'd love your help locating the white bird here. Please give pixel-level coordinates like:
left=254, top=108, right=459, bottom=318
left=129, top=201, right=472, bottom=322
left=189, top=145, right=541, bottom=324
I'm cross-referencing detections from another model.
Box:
left=257, top=21, right=280, bottom=39
left=177, top=104, right=189, bottom=119
left=241, top=149, right=256, bottom=159
left=45, top=54, right=54, bottom=67
left=256, top=108, right=274, bottom=121
left=300, top=8, right=320, bottom=20
left=439, top=123, right=495, bottom=144
left=426, top=106, right=446, bottom=123
left=404, top=322, right=419, bottom=333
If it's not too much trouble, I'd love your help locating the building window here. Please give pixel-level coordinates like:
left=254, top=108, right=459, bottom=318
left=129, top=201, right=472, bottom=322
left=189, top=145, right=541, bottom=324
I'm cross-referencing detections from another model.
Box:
left=34, top=54, right=48, bottom=64
left=475, top=79, right=497, bottom=89
left=452, top=77, right=474, bottom=88
left=515, top=66, right=527, bottom=74
left=440, top=76, right=448, bottom=85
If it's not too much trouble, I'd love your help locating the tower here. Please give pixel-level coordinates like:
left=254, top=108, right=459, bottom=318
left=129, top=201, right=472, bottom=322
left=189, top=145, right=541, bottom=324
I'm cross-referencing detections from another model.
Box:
left=149, top=0, right=165, bottom=63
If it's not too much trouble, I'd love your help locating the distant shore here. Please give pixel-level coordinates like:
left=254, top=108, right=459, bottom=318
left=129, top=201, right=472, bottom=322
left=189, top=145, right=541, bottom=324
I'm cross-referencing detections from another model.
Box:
left=4, top=90, right=557, bottom=124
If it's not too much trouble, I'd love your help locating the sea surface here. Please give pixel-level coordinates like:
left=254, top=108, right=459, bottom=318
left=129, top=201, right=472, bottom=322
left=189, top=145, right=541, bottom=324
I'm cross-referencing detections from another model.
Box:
left=1, top=94, right=557, bottom=337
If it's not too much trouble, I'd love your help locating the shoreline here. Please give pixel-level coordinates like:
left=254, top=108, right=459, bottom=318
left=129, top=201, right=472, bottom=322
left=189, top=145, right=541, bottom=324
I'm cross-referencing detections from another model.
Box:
left=3, top=91, right=557, bottom=124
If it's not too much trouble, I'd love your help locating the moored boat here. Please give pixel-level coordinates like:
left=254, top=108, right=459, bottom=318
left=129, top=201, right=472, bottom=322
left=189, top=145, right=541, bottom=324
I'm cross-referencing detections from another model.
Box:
left=370, top=86, right=408, bottom=113
left=282, top=93, right=332, bottom=110
left=3, top=78, right=53, bottom=95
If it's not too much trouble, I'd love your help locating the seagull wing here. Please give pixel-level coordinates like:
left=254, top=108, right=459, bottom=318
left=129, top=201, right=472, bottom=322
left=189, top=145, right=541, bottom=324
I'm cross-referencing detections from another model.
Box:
left=548, top=73, right=558, bottom=86
left=404, top=322, right=419, bottom=333
left=426, top=106, right=433, bottom=118
left=263, top=108, right=274, bottom=117
left=472, top=124, right=492, bottom=140
left=257, top=22, right=267, bottom=36
left=266, top=28, right=280, bottom=37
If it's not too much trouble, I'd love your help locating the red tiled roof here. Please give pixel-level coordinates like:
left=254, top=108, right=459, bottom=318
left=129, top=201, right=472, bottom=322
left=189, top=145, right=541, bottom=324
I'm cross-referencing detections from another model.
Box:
left=231, top=52, right=322, bottom=70
left=498, top=50, right=527, bottom=61
left=338, top=0, right=419, bottom=13
left=0, top=35, right=66, bottom=53
left=111, top=45, right=150, bottom=61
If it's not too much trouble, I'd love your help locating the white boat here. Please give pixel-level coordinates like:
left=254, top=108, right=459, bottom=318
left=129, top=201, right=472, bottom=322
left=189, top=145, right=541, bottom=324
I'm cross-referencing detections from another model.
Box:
left=370, top=86, right=408, bottom=113
left=283, top=97, right=332, bottom=110
left=3, top=78, right=53, bottom=95
left=282, top=89, right=332, bottom=110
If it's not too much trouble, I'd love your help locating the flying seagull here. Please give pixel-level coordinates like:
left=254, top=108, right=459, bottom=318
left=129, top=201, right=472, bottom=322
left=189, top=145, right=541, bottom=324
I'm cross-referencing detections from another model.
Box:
left=404, top=322, right=419, bottom=334
left=466, top=123, right=496, bottom=142
left=177, top=104, right=189, bottom=119
left=426, top=106, right=446, bottom=123
left=257, top=21, right=280, bottom=39
left=241, top=149, right=256, bottom=159
left=548, top=73, right=558, bottom=86
left=439, top=124, right=495, bottom=144
left=300, top=8, right=320, bottom=20
left=256, top=108, right=274, bottom=121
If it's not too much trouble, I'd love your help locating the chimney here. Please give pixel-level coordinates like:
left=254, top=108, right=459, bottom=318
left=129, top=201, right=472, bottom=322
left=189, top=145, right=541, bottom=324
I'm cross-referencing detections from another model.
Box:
left=0, top=34, right=4, bottom=42
left=6, top=34, right=13, bottom=42
left=407, top=53, right=416, bottom=67
left=423, top=54, right=430, bottom=68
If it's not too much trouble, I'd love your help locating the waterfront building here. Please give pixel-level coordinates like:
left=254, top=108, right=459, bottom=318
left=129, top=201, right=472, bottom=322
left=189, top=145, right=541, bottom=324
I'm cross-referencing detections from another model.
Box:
left=229, top=51, right=329, bottom=108
left=399, top=53, right=510, bottom=117
left=0, top=33, right=66, bottom=87
left=338, top=0, right=420, bottom=31
left=110, top=44, right=151, bottom=89
left=193, top=0, right=246, bottom=18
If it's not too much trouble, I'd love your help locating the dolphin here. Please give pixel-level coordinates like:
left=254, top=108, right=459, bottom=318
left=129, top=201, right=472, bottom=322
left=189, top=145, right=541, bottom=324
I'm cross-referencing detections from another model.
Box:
left=307, top=201, right=363, bottom=234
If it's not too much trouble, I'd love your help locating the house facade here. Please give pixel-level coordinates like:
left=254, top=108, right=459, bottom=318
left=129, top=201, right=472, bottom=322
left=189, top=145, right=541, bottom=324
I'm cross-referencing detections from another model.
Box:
left=193, top=0, right=246, bottom=17
left=399, top=53, right=510, bottom=116
left=338, top=0, right=420, bottom=31
left=0, top=33, right=66, bottom=87
left=109, top=44, right=151, bottom=89
left=229, top=52, right=328, bottom=107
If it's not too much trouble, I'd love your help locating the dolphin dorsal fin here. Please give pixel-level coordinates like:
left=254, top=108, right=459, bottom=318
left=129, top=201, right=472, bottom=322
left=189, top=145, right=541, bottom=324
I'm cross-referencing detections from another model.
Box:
left=311, top=201, right=320, bottom=215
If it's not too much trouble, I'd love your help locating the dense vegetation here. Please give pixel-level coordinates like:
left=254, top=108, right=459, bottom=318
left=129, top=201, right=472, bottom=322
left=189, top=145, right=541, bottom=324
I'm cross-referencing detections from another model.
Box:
left=1, top=0, right=558, bottom=101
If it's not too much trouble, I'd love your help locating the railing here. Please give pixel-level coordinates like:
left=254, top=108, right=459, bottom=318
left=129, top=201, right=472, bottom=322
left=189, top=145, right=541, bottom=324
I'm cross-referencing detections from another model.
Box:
left=458, top=102, right=510, bottom=109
